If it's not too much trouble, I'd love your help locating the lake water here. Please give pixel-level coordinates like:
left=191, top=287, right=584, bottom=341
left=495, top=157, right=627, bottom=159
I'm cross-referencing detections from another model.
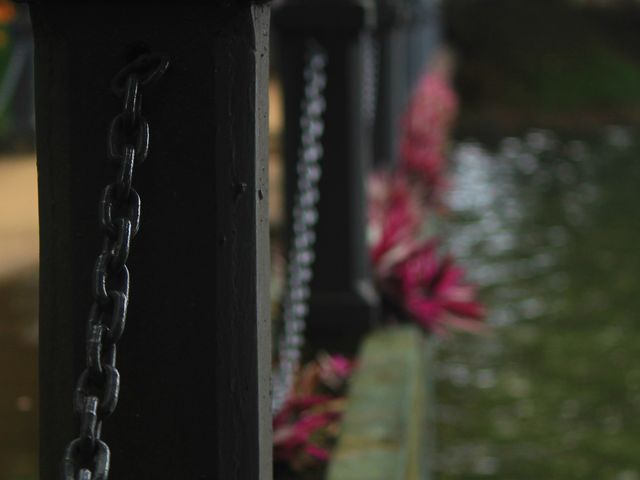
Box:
left=436, top=128, right=640, bottom=479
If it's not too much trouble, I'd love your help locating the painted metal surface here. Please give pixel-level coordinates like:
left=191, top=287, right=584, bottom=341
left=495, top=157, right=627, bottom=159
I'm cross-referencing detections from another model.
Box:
left=31, top=4, right=271, bottom=479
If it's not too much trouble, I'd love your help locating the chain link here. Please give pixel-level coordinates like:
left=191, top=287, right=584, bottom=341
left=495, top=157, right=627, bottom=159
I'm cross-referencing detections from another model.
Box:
left=362, top=34, right=378, bottom=126
left=272, top=43, right=328, bottom=414
left=62, top=52, right=169, bottom=480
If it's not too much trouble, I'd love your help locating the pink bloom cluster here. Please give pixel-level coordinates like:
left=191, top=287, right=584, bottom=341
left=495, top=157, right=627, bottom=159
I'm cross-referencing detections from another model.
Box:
left=274, top=395, right=341, bottom=465
left=368, top=171, right=421, bottom=275
left=399, top=71, right=458, bottom=197
left=317, top=353, right=354, bottom=389
left=368, top=68, right=485, bottom=334
left=273, top=354, right=355, bottom=471
left=396, top=242, right=485, bottom=334
left=369, top=190, right=485, bottom=334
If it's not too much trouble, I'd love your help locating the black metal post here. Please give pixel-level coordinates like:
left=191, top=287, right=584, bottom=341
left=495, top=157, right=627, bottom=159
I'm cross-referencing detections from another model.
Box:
left=30, top=4, right=271, bottom=479
left=373, top=0, right=440, bottom=167
left=406, top=0, right=440, bottom=88
left=373, top=0, right=410, bottom=167
left=8, top=4, right=34, bottom=147
left=274, top=0, right=379, bottom=353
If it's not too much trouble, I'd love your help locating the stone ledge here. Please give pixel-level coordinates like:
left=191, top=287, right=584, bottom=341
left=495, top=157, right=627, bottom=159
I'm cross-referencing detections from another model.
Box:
left=327, top=325, right=434, bottom=480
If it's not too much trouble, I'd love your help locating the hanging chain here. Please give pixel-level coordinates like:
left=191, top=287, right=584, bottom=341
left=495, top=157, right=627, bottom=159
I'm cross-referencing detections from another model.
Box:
left=62, top=52, right=169, bottom=480
left=361, top=33, right=378, bottom=127
left=272, top=43, right=328, bottom=414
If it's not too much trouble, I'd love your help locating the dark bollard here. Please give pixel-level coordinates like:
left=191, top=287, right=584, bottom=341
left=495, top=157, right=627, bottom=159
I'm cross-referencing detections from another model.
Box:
left=6, top=4, right=34, bottom=148
left=406, top=0, right=441, bottom=88
left=274, top=0, right=379, bottom=354
left=373, top=0, right=410, bottom=167
left=30, top=3, right=271, bottom=479
left=373, top=0, right=440, bottom=166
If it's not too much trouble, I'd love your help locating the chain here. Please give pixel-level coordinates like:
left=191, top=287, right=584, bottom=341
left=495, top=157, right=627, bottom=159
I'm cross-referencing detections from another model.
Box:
left=61, top=52, right=169, bottom=480
left=362, top=33, right=378, bottom=127
left=272, top=43, right=328, bottom=414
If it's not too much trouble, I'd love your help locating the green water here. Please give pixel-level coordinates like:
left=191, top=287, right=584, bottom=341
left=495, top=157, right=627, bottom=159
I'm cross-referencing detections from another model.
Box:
left=435, top=128, right=640, bottom=479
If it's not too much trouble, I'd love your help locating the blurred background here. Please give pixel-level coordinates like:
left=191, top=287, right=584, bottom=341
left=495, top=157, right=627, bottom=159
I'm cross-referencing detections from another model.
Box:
left=0, top=2, right=38, bottom=480
left=3, top=0, right=640, bottom=478
left=437, top=1, right=640, bottom=477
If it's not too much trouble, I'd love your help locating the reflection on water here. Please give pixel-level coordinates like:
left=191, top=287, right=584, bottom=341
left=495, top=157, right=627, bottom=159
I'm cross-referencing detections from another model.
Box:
left=436, top=128, right=640, bottom=478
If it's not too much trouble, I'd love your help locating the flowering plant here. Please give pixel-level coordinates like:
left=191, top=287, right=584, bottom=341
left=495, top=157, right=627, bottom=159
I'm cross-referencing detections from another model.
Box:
left=400, top=67, right=458, bottom=202
left=273, top=55, right=485, bottom=473
left=368, top=68, right=485, bottom=334
left=273, top=354, right=355, bottom=472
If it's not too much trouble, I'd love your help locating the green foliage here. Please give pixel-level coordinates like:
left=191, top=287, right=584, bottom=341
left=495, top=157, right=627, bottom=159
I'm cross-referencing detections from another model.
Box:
left=445, top=0, right=640, bottom=118
left=532, top=45, right=640, bottom=110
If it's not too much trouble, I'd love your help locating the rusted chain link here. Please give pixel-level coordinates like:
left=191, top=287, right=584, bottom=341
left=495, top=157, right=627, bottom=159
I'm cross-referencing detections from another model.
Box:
left=62, top=52, right=169, bottom=480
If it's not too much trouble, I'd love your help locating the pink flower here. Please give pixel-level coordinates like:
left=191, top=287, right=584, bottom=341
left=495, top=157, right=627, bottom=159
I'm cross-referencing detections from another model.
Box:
left=273, top=395, right=341, bottom=465
left=317, top=354, right=355, bottom=389
left=365, top=62, right=484, bottom=335
left=274, top=394, right=333, bottom=428
left=305, top=444, right=330, bottom=461
left=399, top=71, right=458, bottom=192
left=368, top=172, right=421, bottom=274
left=396, top=243, right=485, bottom=333
left=273, top=353, right=353, bottom=469
left=370, top=200, right=419, bottom=268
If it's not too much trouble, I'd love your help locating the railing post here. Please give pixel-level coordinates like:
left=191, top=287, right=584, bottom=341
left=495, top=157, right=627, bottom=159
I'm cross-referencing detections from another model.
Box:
left=274, top=0, right=379, bottom=353
left=8, top=4, right=35, bottom=146
left=406, top=0, right=440, bottom=88
left=373, top=0, right=440, bottom=168
left=373, top=0, right=410, bottom=166
left=30, top=4, right=271, bottom=479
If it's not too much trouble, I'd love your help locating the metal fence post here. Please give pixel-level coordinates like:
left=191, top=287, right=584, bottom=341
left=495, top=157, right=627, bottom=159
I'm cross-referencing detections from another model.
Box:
left=406, top=0, right=440, bottom=88
left=373, top=0, right=410, bottom=167
left=274, top=0, right=379, bottom=353
left=373, top=0, right=440, bottom=167
left=30, top=3, right=271, bottom=479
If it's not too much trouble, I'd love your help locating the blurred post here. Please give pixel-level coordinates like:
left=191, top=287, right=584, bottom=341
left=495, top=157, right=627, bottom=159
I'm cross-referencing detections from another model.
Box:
left=373, top=0, right=440, bottom=167
left=30, top=3, right=271, bottom=479
left=274, top=0, right=379, bottom=353
left=6, top=3, right=34, bottom=147
left=406, top=0, right=440, bottom=89
left=373, top=0, right=409, bottom=166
